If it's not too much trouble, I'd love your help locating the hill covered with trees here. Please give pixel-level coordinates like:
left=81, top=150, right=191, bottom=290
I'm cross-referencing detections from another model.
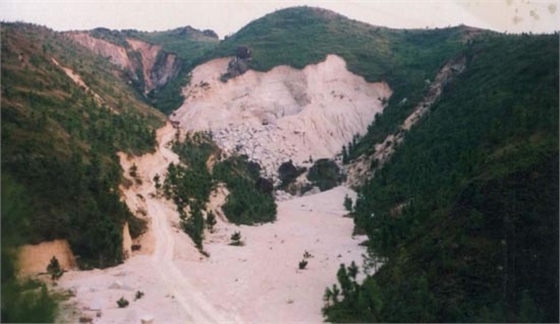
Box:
left=323, top=32, right=559, bottom=323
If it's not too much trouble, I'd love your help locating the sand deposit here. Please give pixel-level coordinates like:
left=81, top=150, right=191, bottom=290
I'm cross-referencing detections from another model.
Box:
left=56, top=121, right=366, bottom=323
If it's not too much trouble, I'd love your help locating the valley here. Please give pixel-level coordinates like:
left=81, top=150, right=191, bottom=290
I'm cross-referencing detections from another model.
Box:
left=58, top=122, right=365, bottom=323
left=1, top=6, right=558, bottom=324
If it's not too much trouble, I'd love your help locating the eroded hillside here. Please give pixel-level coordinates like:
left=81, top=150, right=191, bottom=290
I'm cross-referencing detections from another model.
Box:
left=67, top=32, right=181, bottom=94
left=171, top=54, right=391, bottom=177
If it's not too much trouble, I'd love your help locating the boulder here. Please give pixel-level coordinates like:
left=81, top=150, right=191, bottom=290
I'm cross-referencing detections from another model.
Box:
left=109, top=280, right=122, bottom=289
left=141, top=315, right=155, bottom=324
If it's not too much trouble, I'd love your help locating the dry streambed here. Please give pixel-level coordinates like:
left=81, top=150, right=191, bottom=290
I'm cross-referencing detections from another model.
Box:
left=57, top=122, right=366, bottom=323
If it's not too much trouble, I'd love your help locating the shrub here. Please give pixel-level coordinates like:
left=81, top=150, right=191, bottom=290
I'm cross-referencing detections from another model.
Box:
left=307, top=159, right=342, bottom=191
left=134, top=291, right=144, bottom=301
left=46, top=256, right=63, bottom=282
left=230, top=231, right=243, bottom=246
left=343, top=194, right=353, bottom=212
left=299, top=259, right=308, bottom=270
left=116, top=297, right=129, bottom=308
left=205, top=210, right=217, bottom=232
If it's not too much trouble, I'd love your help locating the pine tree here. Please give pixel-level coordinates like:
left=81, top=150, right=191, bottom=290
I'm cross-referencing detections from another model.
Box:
left=46, top=256, right=63, bottom=281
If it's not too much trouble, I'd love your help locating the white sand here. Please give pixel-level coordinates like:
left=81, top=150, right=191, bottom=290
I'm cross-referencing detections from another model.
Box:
left=58, top=122, right=366, bottom=323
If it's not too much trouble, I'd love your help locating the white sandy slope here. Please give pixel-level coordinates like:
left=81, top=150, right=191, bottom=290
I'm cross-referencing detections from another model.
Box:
left=170, top=54, right=391, bottom=176
left=58, top=122, right=366, bottom=323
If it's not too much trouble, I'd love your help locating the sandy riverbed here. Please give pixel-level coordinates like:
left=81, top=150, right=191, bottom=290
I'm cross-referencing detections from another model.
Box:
left=57, top=122, right=366, bottom=323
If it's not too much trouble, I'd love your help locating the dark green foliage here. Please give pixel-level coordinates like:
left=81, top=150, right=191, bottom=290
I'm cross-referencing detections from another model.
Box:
left=181, top=202, right=205, bottom=250
left=134, top=291, right=145, bottom=301
left=1, top=176, right=58, bottom=322
left=277, top=160, right=305, bottom=191
left=298, top=259, right=308, bottom=270
left=165, top=132, right=276, bottom=246
left=325, top=34, right=559, bottom=322
left=343, top=194, right=353, bottom=212
left=307, top=159, right=342, bottom=191
left=153, top=173, right=161, bottom=190
left=1, top=23, right=163, bottom=269
left=150, top=6, right=469, bottom=118
left=122, top=26, right=219, bottom=61
left=255, top=177, right=274, bottom=195
left=205, top=210, right=217, bottom=232
left=116, top=297, right=129, bottom=308
left=163, top=132, right=218, bottom=250
left=164, top=132, right=217, bottom=207
left=46, top=256, right=63, bottom=282
left=214, top=155, right=277, bottom=225
left=85, top=26, right=220, bottom=115
left=1, top=282, right=58, bottom=323
left=197, top=7, right=468, bottom=144
left=229, top=231, right=243, bottom=246
left=341, top=145, right=349, bottom=164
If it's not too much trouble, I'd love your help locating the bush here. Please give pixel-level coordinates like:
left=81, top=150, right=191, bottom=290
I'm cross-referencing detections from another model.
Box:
left=46, top=256, right=63, bottom=282
left=343, top=195, right=353, bottom=212
left=116, top=297, right=129, bottom=308
left=134, top=291, right=144, bottom=301
left=229, top=231, right=243, bottom=246
left=278, top=161, right=300, bottom=188
left=307, top=159, right=342, bottom=191
left=205, top=211, right=217, bottom=232
left=299, top=259, right=308, bottom=270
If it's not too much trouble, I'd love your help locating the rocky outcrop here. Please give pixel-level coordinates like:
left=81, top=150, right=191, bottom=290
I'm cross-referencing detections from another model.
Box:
left=126, top=38, right=181, bottom=93
left=67, top=32, right=181, bottom=95
left=171, top=55, right=392, bottom=182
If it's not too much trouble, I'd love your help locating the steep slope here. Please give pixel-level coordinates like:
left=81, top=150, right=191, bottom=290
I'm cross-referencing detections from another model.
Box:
left=193, top=6, right=475, bottom=142
left=171, top=54, right=391, bottom=176
left=324, top=33, right=559, bottom=323
left=67, top=31, right=181, bottom=95
left=170, top=6, right=474, bottom=181
left=1, top=22, right=164, bottom=270
left=66, top=26, right=219, bottom=113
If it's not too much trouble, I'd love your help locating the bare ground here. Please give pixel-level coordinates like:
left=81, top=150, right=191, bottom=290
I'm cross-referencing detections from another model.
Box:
left=57, top=122, right=366, bottom=323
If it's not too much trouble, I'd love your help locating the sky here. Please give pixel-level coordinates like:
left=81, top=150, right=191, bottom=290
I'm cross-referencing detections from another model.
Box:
left=1, top=0, right=558, bottom=38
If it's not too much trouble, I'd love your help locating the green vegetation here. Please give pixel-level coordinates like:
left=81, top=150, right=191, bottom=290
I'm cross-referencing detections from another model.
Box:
left=324, top=33, right=559, bottom=322
left=141, top=6, right=473, bottom=119
left=277, top=160, right=306, bottom=194
left=213, top=155, right=277, bottom=225
left=163, top=131, right=276, bottom=249
left=307, top=158, right=343, bottom=191
left=162, top=132, right=218, bottom=251
left=76, top=26, right=220, bottom=115
left=1, top=176, right=59, bottom=322
left=229, top=231, right=244, bottom=246
left=135, top=291, right=145, bottom=301
left=196, top=6, right=470, bottom=142
left=134, top=27, right=220, bottom=114
left=1, top=22, right=164, bottom=269
left=299, top=259, right=308, bottom=270
left=343, top=195, right=353, bottom=212
left=122, top=27, right=219, bottom=61
left=46, top=257, right=64, bottom=282
left=117, top=297, right=129, bottom=308
left=205, top=210, right=217, bottom=232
